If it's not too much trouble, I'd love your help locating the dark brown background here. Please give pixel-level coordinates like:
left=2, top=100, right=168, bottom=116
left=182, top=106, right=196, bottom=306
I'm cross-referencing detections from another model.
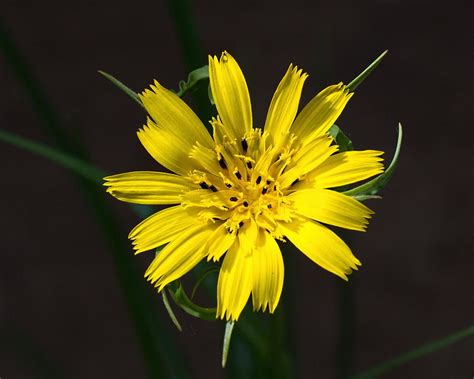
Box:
left=1, top=0, right=472, bottom=378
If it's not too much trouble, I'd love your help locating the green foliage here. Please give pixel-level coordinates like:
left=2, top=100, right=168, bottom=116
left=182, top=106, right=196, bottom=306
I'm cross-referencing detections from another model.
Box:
left=347, top=50, right=388, bottom=92
left=344, top=123, right=403, bottom=198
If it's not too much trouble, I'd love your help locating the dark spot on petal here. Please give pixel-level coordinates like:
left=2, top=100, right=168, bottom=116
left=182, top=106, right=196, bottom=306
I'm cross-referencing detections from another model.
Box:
left=268, top=204, right=272, bottom=209
left=256, top=176, right=262, bottom=185
left=241, top=139, right=248, bottom=152
left=262, top=187, right=268, bottom=194
left=199, top=182, right=209, bottom=189
left=209, top=185, right=218, bottom=192
left=225, top=183, right=232, bottom=188
left=239, top=221, right=244, bottom=227
left=266, top=180, right=271, bottom=185
left=243, top=201, right=249, bottom=207
left=246, top=161, right=253, bottom=169
left=230, top=197, right=238, bottom=202
left=218, top=157, right=227, bottom=169
left=235, top=171, right=242, bottom=180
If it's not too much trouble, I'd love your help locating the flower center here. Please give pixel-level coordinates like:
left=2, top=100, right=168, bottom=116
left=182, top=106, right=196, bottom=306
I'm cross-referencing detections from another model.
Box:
left=185, top=128, right=298, bottom=235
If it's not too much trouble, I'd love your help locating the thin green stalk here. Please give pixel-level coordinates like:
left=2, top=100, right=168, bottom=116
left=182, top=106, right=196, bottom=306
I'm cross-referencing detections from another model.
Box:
left=0, top=20, right=187, bottom=379
left=336, top=279, right=357, bottom=379
left=165, top=0, right=213, bottom=123
left=350, top=324, right=474, bottom=378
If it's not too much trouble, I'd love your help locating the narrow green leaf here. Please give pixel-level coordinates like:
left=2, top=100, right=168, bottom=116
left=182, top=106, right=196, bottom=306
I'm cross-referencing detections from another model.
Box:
left=208, top=83, right=215, bottom=105
left=191, top=266, right=219, bottom=299
left=350, top=324, right=474, bottom=379
left=175, top=65, right=209, bottom=97
left=167, top=282, right=217, bottom=321
left=222, top=321, right=235, bottom=368
left=329, top=124, right=353, bottom=152
left=0, top=128, right=105, bottom=183
left=161, top=291, right=183, bottom=332
left=347, top=50, right=388, bottom=92
left=344, top=123, right=403, bottom=198
left=352, top=194, right=382, bottom=202
left=98, top=70, right=143, bottom=107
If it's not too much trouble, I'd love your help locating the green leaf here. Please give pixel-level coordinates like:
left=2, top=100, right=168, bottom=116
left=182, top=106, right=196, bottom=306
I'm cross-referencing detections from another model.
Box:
left=191, top=266, right=219, bottom=299
left=176, top=65, right=210, bottom=97
left=347, top=50, right=388, bottom=92
left=98, top=70, right=143, bottom=106
left=343, top=123, right=403, bottom=198
left=350, top=324, right=474, bottom=378
left=167, top=281, right=217, bottom=321
left=329, top=124, right=353, bottom=152
left=161, top=291, right=183, bottom=332
left=0, top=128, right=105, bottom=183
left=208, top=83, right=215, bottom=105
left=222, top=321, right=235, bottom=368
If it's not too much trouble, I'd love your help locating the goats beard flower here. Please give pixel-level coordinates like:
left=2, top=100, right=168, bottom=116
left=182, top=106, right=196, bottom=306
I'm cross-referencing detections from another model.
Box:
left=104, top=51, right=384, bottom=321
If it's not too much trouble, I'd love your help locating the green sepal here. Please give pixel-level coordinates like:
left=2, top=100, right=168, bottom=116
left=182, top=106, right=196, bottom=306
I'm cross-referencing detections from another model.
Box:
left=329, top=124, right=353, bottom=152
left=161, top=290, right=183, bottom=332
left=175, top=65, right=210, bottom=97
left=190, top=266, right=219, bottom=299
left=343, top=123, right=403, bottom=198
left=98, top=70, right=143, bottom=107
left=167, top=281, right=217, bottom=321
left=208, top=83, right=215, bottom=105
left=221, top=321, right=235, bottom=368
left=347, top=50, right=388, bottom=92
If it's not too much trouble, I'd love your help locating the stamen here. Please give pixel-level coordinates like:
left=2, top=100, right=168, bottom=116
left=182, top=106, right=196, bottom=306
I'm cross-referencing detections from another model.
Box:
left=230, top=197, right=238, bottom=202
left=243, top=201, right=249, bottom=207
left=199, top=182, right=209, bottom=189
left=235, top=171, right=242, bottom=180
left=246, top=161, right=253, bottom=169
left=256, top=176, right=262, bottom=185
left=209, top=185, right=218, bottom=192
left=241, top=139, right=248, bottom=152
left=225, top=183, right=232, bottom=188
left=238, top=221, right=244, bottom=228
left=262, top=187, right=268, bottom=194
left=218, top=157, right=227, bottom=169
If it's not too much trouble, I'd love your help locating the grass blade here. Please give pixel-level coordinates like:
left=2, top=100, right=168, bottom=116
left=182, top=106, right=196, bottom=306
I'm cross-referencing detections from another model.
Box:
left=350, top=324, right=474, bottom=378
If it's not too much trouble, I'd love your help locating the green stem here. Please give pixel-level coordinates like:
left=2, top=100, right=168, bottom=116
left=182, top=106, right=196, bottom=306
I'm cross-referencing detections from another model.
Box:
left=165, top=0, right=213, bottom=123
left=0, top=20, right=187, bottom=379
left=336, top=279, right=357, bottom=379
left=350, top=324, right=474, bottom=379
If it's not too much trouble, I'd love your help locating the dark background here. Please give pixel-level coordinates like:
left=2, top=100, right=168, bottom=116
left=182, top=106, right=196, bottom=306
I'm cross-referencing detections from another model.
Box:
left=1, top=0, right=472, bottom=378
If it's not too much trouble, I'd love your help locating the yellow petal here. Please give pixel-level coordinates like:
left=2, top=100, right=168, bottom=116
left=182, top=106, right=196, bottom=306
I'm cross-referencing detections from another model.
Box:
left=217, top=241, right=253, bottom=321
left=291, top=83, right=352, bottom=144
left=128, top=205, right=198, bottom=253
left=279, top=218, right=361, bottom=280
left=145, top=223, right=214, bottom=291
left=104, top=171, right=196, bottom=204
left=264, top=64, right=308, bottom=145
left=238, top=218, right=258, bottom=256
left=288, top=189, right=373, bottom=232
left=303, top=150, right=384, bottom=189
left=137, top=118, right=200, bottom=176
left=209, top=51, right=252, bottom=140
left=252, top=230, right=284, bottom=313
left=279, top=135, right=337, bottom=188
left=139, top=80, right=214, bottom=149
left=206, top=223, right=236, bottom=262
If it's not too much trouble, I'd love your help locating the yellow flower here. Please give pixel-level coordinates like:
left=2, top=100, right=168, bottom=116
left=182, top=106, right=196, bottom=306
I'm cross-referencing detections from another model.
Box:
left=104, top=51, right=384, bottom=321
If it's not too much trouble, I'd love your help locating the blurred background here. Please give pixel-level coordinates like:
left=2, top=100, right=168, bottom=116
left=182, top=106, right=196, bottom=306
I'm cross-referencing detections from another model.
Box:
left=0, top=0, right=472, bottom=378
